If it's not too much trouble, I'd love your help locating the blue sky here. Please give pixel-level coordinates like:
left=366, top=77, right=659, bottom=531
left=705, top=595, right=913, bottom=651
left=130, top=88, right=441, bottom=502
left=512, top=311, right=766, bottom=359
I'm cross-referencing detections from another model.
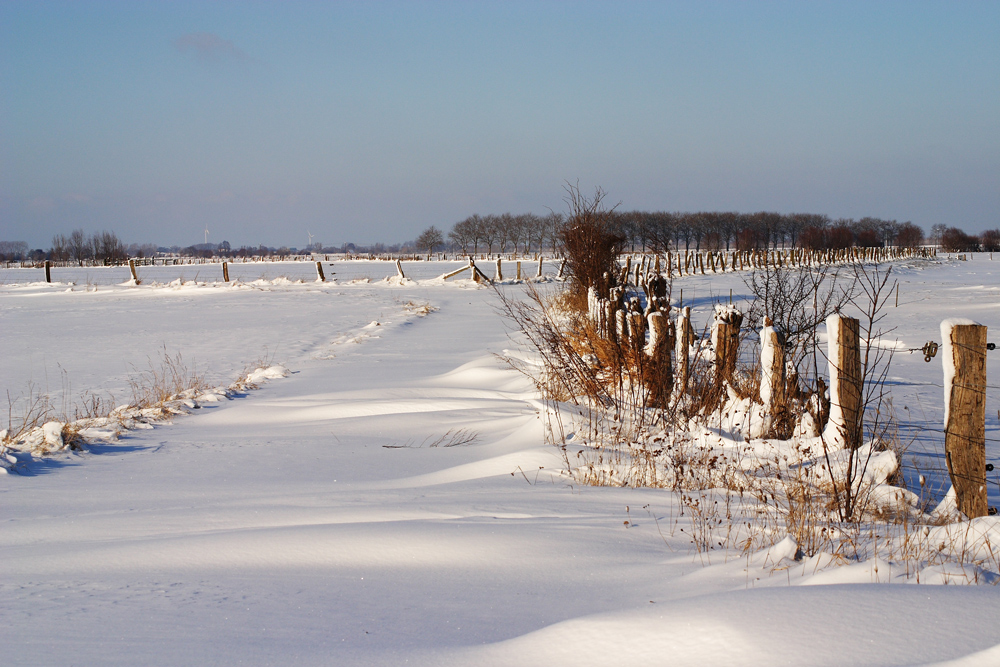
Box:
left=2, top=1, right=998, bottom=248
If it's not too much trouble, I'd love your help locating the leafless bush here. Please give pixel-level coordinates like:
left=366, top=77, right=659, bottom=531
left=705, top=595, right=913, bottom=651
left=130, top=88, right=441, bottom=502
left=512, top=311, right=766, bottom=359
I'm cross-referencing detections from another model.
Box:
left=558, top=183, right=626, bottom=299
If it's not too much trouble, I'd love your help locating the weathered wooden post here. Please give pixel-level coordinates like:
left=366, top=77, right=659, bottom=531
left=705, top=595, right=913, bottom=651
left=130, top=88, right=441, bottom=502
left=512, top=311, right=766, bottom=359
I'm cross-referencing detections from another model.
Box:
left=759, top=317, right=786, bottom=437
left=516, top=260, right=522, bottom=281
left=222, top=261, right=230, bottom=282
left=676, top=306, right=692, bottom=392
left=315, top=261, right=326, bottom=282
left=536, top=257, right=543, bottom=278
left=395, top=259, right=406, bottom=280
left=495, top=258, right=503, bottom=281
left=712, top=305, right=743, bottom=386
left=823, top=314, right=862, bottom=450
left=645, top=310, right=674, bottom=406
left=942, top=320, right=988, bottom=518
left=603, top=299, right=616, bottom=342
left=557, top=259, right=566, bottom=278
left=615, top=309, right=629, bottom=347
left=628, top=310, right=646, bottom=354
left=44, top=260, right=52, bottom=283
left=469, top=258, right=479, bottom=283
left=128, top=259, right=139, bottom=283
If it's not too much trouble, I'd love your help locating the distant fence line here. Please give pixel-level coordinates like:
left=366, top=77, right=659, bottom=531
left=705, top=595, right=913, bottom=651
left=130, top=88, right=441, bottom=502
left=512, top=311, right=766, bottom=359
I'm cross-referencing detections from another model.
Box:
left=7, top=245, right=940, bottom=285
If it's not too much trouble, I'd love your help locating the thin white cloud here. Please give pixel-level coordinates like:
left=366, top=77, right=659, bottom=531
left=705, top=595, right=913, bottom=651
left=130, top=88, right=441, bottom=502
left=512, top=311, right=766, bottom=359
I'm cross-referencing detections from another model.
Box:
left=174, top=32, right=250, bottom=63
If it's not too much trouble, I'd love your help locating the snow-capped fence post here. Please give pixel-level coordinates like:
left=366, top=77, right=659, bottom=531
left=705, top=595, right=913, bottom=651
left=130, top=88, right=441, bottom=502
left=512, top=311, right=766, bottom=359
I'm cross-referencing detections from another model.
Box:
left=222, top=261, right=230, bottom=282
left=645, top=310, right=674, bottom=406
left=315, top=261, right=325, bottom=282
left=395, top=259, right=406, bottom=280
left=760, top=317, right=786, bottom=435
left=557, top=259, right=566, bottom=278
left=676, top=306, right=692, bottom=392
left=128, top=259, right=139, bottom=283
left=824, top=314, right=862, bottom=450
left=495, top=258, right=503, bottom=282
left=536, top=257, right=543, bottom=278
left=712, top=305, right=743, bottom=386
left=44, top=260, right=52, bottom=283
left=628, top=309, right=646, bottom=354
left=942, top=320, right=988, bottom=518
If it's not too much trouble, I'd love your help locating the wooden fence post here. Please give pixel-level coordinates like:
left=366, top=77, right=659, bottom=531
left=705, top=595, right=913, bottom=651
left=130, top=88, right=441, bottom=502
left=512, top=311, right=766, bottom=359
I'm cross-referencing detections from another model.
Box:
left=516, top=260, right=522, bottom=281
left=760, top=317, right=786, bottom=437
left=495, top=258, right=503, bottom=281
left=537, top=257, right=543, bottom=278
left=712, top=306, right=743, bottom=386
left=44, top=260, right=52, bottom=283
left=315, top=261, right=325, bottom=282
left=824, top=314, right=862, bottom=450
left=942, top=321, right=988, bottom=518
left=557, top=259, right=566, bottom=278
left=128, top=259, right=139, bottom=284
left=645, top=310, right=674, bottom=406
left=676, top=306, right=692, bottom=392
left=628, top=310, right=646, bottom=354
left=222, top=261, right=230, bottom=282
left=395, top=259, right=406, bottom=279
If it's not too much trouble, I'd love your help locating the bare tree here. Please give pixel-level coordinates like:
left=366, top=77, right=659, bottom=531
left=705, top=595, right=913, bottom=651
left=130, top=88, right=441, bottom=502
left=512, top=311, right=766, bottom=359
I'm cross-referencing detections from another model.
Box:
left=416, top=226, right=444, bottom=259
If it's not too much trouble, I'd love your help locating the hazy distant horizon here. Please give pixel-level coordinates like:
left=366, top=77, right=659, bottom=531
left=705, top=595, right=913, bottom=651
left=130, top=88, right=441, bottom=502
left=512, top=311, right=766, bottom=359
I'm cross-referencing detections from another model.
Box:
left=3, top=1, right=998, bottom=249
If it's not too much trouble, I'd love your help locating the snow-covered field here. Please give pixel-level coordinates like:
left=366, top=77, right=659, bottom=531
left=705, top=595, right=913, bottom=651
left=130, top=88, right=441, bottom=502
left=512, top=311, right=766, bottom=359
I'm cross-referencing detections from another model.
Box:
left=2, top=256, right=999, bottom=666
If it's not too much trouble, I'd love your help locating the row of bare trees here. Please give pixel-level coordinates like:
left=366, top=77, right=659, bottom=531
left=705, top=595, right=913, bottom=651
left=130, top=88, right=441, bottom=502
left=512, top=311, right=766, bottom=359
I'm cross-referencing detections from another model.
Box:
left=448, top=213, right=566, bottom=256
left=448, top=209, right=931, bottom=256
left=0, top=241, right=30, bottom=262
left=49, top=230, right=134, bottom=265
left=932, top=225, right=1000, bottom=252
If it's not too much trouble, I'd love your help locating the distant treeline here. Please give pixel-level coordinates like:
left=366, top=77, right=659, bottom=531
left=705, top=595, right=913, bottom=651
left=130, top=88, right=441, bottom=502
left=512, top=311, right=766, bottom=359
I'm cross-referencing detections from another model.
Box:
left=447, top=211, right=928, bottom=256
left=0, top=231, right=156, bottom=264
left=444, top=212, right=1000, bottom=256
left=2, top=216, right=997, bottom=263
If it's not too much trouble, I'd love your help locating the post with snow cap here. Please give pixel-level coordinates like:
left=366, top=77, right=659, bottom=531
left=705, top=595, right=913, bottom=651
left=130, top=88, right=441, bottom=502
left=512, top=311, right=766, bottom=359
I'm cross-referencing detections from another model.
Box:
left=941, top=319, right=988, bottom=518
left=712, top=305, right=743, bottom=387
left=315, top=261, right=325, bottom=282
left=495, top=257, right=503, bottom=282
left=760, top=316, right=786, bottom=437
left=395, top=258, right=406, bottom=280
left=222, top=261, right=230, bottom=282
left=676, top=306, right=693, bottom=393
left=824, top=314, right=862, bottom=451
left=645, top=309, right=674, bottom=407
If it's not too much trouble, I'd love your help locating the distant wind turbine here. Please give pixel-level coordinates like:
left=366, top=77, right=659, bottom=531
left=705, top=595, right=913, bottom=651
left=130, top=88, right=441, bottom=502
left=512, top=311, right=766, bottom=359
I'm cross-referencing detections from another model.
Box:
left=307, top=231, right=314, bottom=249
left=204, top=226, right=210, bottom=245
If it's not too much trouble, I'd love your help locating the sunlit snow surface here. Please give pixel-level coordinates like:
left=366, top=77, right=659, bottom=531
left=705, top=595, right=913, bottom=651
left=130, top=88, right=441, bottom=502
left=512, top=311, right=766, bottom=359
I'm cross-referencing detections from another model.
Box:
left=2, top=257, right=999, bottom=666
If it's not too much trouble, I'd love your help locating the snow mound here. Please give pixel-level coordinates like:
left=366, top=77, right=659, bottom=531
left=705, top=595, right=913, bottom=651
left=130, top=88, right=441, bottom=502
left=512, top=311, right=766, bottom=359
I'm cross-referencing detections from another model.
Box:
left=244, top=365, right=290, bottom=384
